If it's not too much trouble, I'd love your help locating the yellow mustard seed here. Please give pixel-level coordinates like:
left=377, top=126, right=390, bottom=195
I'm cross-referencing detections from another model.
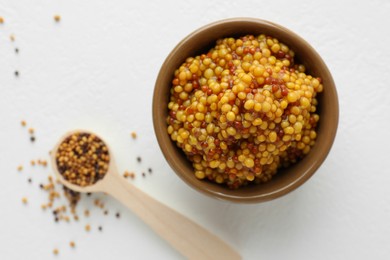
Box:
left=167, top=34, right=322, bottom=188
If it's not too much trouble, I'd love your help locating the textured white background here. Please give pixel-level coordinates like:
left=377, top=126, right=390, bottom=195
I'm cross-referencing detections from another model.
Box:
left=1, top=0, right=390, bottom=259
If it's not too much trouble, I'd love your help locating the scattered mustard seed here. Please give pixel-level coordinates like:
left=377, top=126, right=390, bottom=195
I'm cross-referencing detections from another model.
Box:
left=28, top=128, right=34, bottom=134
left=53, top=249, right=59, bottom=255
left=131, top=132, right=137, bottom=139
left=0, top=17, right=4, bottom=24
left=70, top=241, right=75, bottom=248
left=85, top=224, right=91, bottom=232
left=10, top=34, right=15, bottom=41
left=84, top=210, right=90, bottom=217
left=21, top=120, right=26, bottom=127
left=17, top=165, right=23, bottom=171
left=54, top=15, right=61, bottom=22
left=22, top=197, right=28, bottom=204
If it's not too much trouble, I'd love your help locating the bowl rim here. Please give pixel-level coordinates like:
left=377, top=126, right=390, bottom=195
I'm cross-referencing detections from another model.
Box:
left=153, top=17, right=339, bottom=203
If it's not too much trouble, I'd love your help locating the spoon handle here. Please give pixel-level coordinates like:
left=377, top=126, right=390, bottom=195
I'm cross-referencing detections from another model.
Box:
left=102, top=172, right=241, bottom=260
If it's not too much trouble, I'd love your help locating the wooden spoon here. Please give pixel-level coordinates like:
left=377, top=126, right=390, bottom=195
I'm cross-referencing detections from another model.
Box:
left=50, top=130, right=241, bottom=260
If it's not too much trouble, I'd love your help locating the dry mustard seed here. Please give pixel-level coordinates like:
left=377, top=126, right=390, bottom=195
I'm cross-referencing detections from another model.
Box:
left=22, top=197, right=28, bottom=204
left=31, top=160, right=35, bottom=166
left=85, top=224, right=91, bottom=232
left=84, top=210, right=90, bottom=217
left=28, top=128, right=34, bottom=134
left=0, top=17, right=4, bottom=24
left=53, top=249, right=59, bottom=255
left=56, top=132, right=109, bottom=187
left=21, top=120, right=26, bottom=127
left=17, top=165, right=23, bottom=171
left=10, top=34, right=15, bottom=41
left=54, top=15, right=61, bottom=22
left=131, top=132, right=137, bottom=139
left=70, top=241, right=75, bottom=248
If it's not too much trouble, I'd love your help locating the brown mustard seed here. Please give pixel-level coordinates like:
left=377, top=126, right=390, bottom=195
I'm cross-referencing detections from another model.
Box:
left=131, top=132, right=137, bottom=139
left=85, top=224, right=91, bottom=232
left=28, top=128, right=34, bottom=134
left=84, top=210, right=90, bottom=217
left=55, top=132, right=109, bottom=187
left=22, top=197, right=28, bottom=204
left=10, top=34, right=15, bottom=41
left=21, top=120, right=26, bottom=127
left=54, top=15, right=61, bottom=22
left=31, top=160, right=35, bottom=166
left=70, top=241, right=75, bottom=248
left=53, top=249, right=59, bottom=255
left=0, top=17, right=4, bottom=24
left=17, top=165, right=23, bottom=171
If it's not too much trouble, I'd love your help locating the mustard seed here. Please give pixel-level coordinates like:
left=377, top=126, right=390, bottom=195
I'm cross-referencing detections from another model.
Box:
left=84, top=210, right=90, bottom=217
left=167, top=34, right=322, bottom=188
left=30, top=136, right=35, bottom=142
left=54, top=15, right=61, bottom=22
left=53, top=249, right=59, bottom=255
left=17, top=165, right=23, bottom=171
left=55, top=132, right=109, bottom=187
left=131, top=132, right=137, bottom=139
left=10, top=34, right=15, bottom=41
left=0, top=17, right=4, bottom=24
left=70, top=241, right=75, bottom=248
left=21, top=120, right=26, bottom=127
left=85, top=224, right=91, bottom=232
left=22, top=197, right=28, bottom=204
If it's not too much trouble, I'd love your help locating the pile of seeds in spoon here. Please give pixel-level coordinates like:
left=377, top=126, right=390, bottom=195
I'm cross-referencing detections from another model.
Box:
left=56, top=132, right=110, bottom=187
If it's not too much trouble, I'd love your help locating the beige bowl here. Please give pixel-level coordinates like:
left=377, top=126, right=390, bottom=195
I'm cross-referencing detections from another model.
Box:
left=153, top=18, right=338, bottom=203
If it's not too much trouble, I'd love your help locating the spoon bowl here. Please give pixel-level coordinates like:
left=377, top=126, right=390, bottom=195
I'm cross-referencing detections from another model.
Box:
left=51, top=130, right=241, bottom=260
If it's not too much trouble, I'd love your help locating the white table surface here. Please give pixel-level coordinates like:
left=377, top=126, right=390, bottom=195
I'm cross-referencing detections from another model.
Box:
left=1, top=0, right=389, bottom=259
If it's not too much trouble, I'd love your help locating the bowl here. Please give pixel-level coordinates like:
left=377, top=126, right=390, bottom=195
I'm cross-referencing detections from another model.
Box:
left=152, top=18, right=338, bottom=203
